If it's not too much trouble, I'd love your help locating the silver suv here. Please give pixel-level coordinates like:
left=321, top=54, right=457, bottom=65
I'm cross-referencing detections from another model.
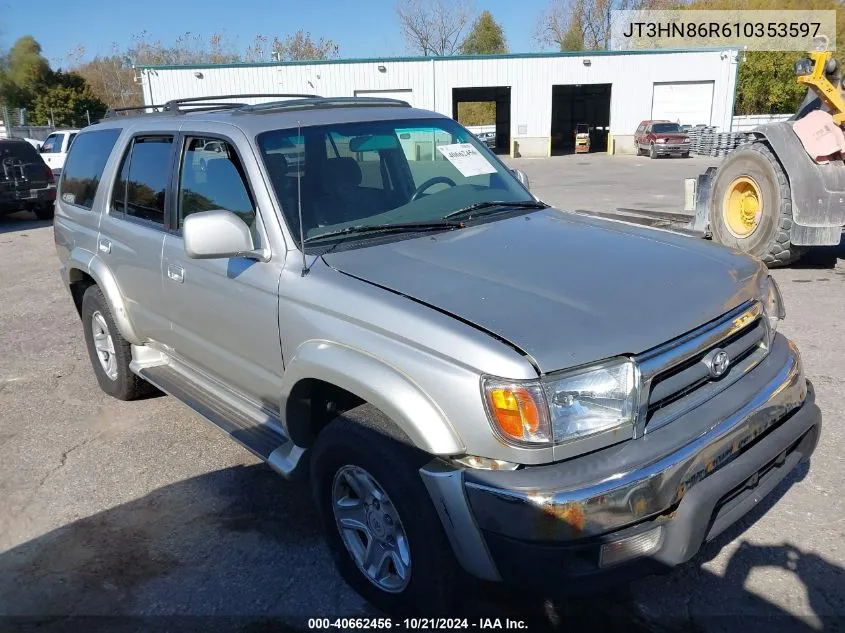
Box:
left=54, top=95, right=821, bottom=614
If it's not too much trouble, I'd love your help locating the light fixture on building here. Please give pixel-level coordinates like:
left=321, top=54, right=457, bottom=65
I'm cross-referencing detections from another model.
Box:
left=193, top=71, right=204, bottom=79
left=378, top=64, right=387, bottom=72
left=582, top=59, right=591, bottom=67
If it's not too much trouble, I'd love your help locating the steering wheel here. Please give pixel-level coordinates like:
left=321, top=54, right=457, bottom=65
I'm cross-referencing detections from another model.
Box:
left=412, top=176, right=457, bottom=201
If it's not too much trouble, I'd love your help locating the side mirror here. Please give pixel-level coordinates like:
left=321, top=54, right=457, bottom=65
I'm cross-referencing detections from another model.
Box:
left=184, top=210, right=257, bottom=259
left=511, top=168, right=530, bottom=191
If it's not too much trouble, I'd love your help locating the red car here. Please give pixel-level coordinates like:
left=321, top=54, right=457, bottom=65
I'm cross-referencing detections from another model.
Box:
left=634, top=120, right=691, bottom=159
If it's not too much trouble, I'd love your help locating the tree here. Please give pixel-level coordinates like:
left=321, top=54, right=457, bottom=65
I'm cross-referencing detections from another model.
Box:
left=536, top=0, right=635, bottom=51
left=0, top=36, right=51, bottom=108
left=735, top=51, right=808, bottom=115
left=461, top=10, right=507, bottom=55
left=73, top=50, right=140, bottom=108
left=396, top=0, right=473, bottom=56
left=124, top=31, right=240, bottom=67
left=270, top=30, right=340, bottom=61
left=683, top=0, right=845, bottom=114
left=30, top=71, right=107, bottom=126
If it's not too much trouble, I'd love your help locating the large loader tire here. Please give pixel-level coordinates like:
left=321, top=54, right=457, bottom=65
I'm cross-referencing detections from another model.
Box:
left=709, top=142, right=805, bottom=267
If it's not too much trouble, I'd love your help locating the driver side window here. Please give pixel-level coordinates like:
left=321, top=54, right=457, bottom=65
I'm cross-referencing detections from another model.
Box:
left=178, top=137, right=257, bottom=238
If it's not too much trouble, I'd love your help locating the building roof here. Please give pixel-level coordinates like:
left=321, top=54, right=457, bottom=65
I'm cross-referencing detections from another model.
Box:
left=138, top=46, right=738, bottom=71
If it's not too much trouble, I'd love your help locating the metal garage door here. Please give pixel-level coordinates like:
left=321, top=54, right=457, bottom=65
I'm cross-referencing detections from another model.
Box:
left=354, top=89, right=414, bottom=107
left=651, top=82, right=714, bottom=127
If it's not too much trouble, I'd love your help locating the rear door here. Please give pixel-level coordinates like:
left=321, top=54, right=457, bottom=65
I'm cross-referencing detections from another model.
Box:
left=0, top=141, right=50, bottom=205
left=96, top=133, right=174, bottom=341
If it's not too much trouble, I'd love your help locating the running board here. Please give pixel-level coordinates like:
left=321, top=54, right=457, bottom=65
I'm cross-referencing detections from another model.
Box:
left=136, top=363, right=293, bottom=465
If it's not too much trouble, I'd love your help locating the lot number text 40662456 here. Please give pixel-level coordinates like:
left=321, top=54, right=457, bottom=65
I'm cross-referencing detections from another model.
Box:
left=307, top=617, right=528, bottom=629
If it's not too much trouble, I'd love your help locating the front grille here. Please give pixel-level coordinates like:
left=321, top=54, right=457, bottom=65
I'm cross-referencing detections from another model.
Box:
left=637, top=302, right=769, bottom=433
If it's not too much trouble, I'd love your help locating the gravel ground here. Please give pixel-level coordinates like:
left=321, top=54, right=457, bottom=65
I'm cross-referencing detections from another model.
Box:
left=0, top=154, right=843, bottom=632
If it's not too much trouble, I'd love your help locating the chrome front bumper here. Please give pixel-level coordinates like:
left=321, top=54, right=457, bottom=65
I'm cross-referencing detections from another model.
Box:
left=421, top=334, right=820, bottom=583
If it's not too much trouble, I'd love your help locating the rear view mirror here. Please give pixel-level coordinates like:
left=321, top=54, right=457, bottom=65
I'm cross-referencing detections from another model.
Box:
left=349, top=134, right=400, bottom=152
left=184, top=210, right=259, bottom=259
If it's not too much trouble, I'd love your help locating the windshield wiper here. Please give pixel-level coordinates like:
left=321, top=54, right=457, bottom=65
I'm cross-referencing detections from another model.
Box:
left=443, top=200, right=548, bottom=220
left=302, top=220, right=464, bottom=245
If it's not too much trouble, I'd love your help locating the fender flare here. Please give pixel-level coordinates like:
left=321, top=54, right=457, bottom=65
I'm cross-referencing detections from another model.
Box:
left=66, top=250, right=142, bottom=344
left=752, top=124, right=845, bottom=233
left=280, top=340, right=465, bottom=455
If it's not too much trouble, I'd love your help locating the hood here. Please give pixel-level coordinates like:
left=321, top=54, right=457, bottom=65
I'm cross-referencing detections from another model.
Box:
left=322, top=210, right=763, bottom=373
left=654, top=133, right=688, bottom=142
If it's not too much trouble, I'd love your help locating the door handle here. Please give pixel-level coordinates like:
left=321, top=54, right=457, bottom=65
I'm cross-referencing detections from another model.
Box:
left=97, top=237, right=111, bottom=254
left=167, top=264, right=185, bottom=284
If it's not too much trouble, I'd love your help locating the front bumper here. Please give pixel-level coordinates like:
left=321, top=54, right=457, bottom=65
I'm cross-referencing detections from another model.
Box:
left=421, top=335, right=821, bottom=586
left=655, top=143, right=690, bottom=154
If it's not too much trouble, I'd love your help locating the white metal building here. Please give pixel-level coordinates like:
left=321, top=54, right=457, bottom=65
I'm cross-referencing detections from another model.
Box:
left=141, top=48, right=739, bottom=158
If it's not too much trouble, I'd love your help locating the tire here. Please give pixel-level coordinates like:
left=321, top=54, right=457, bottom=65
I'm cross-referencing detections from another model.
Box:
left=34, top=203, right=54, bottom=220
left=709, top=142, right=806, bottom=267
left=80, top=285, right=152, bottom=400
left=681, top=151, right=690, bottom=158
left=311, top=409, right=462, bottom=616
left=635, top=143, right=643, bottom=156
left=649, top=143, right=658, bottom=159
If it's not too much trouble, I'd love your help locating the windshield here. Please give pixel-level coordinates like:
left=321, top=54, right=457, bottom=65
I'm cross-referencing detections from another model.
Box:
left=257, top=117, right=532, bottom=246
left=652, top=123, right=681, bottom=133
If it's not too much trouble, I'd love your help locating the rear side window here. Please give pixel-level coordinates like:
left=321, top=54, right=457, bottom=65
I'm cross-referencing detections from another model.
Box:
left=111, top=136, right=174, bottom=226
left=60, top=129, right=122, bottom=210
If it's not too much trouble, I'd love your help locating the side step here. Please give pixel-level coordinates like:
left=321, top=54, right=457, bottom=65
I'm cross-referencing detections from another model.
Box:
left=137, top=363, right=288, bottom=461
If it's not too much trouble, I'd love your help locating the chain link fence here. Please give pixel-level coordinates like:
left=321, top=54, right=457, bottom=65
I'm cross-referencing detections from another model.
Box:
left=0, top=105, right=56, bottom=141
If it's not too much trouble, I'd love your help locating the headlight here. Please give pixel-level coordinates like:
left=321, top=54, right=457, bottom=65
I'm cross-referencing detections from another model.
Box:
left=759, top=275, right=786, bottom=340
left=482, top=359, right=638, bottom=446
left=656, top=138, right=666, bottom=143
left=682, top=136, right=690, bottom=143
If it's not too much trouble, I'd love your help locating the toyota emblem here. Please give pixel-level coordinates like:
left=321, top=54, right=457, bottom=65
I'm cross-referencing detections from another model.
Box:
left=706, top=348, right=731, bottom=378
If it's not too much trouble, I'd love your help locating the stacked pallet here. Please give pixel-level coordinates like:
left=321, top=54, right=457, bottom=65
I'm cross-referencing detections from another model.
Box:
left=688, top=127, right=757, bottom=157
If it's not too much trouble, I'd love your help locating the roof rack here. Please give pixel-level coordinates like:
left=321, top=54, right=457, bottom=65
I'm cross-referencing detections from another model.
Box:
left=237, top=96, right=411, bottom=113
left=103, top=93, right=321, bottom=119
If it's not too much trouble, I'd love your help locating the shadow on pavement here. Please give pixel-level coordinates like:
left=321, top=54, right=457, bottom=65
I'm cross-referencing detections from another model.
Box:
left=789, top=234, right=845, bottom=270
left=0, top=458, right=840, bottom=632
left=0, top=212, right=52, bottom=235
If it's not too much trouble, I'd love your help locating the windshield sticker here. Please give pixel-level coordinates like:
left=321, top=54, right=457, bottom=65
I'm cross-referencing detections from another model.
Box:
left=436, top=143, right=496, bottom=177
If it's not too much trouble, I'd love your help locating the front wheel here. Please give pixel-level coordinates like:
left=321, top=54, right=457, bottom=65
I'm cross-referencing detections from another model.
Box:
left=709, top=142, right=805, bottom=266
left=649, top=144, right=658, bottom=159
left=311, top=409, right=462, bottom=616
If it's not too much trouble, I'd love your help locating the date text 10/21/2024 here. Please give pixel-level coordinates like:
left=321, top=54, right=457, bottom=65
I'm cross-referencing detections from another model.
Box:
left=308, top=618, right=529, bottom=630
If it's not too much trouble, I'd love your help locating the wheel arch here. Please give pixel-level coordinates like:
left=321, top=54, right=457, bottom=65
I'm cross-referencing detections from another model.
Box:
left=65, top=252, right=142, bottom=344
left=281, top=341, right=465, bottom=456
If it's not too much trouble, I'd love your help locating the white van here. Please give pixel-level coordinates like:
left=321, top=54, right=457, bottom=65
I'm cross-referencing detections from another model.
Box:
left=39, top=129, right=80, bottom=176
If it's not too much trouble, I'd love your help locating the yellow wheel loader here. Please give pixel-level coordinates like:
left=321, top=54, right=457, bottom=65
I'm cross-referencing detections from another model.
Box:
left=687, top=39, right=845, bottom=266
left=587, top=39, right=845, bottom=267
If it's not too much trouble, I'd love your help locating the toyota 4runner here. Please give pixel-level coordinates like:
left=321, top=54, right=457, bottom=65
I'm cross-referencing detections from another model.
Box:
left=55, top=95, right=821, bottom=614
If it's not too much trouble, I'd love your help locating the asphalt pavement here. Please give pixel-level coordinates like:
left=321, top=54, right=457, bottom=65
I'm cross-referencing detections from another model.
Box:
left=0, top=153, right=843, bottom=632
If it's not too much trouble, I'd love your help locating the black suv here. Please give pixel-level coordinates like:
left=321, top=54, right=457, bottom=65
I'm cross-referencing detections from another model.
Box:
left=0, top=139, right=56, bottom=220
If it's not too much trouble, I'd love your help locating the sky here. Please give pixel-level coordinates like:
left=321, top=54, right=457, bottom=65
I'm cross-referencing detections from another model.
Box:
left=0, top=0, right=554, bottom=67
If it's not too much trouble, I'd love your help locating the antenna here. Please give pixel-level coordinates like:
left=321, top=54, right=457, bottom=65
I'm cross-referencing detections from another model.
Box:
left=297, top=121, right=308, bottom=276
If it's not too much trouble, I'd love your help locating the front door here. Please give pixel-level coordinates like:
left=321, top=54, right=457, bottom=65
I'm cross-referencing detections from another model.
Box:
left=160, top=134, right=284, bottom=407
